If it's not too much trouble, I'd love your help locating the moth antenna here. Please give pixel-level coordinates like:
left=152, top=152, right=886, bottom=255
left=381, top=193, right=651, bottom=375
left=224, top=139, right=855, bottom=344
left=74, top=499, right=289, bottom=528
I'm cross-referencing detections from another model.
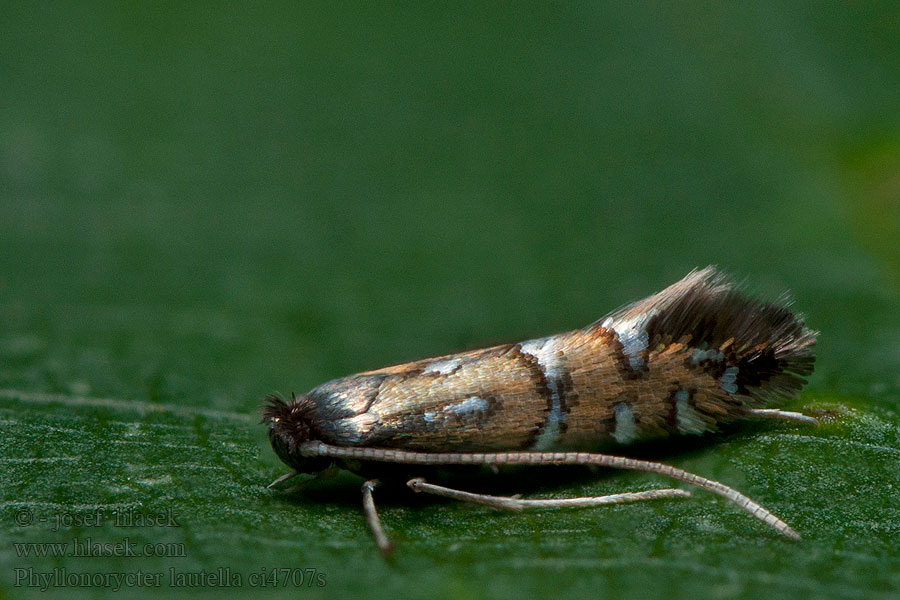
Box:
left=302, top=442, right=801, bottom=541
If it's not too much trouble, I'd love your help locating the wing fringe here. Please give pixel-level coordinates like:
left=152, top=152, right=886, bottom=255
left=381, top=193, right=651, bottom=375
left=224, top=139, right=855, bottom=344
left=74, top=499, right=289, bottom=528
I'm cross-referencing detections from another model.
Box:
left=596, top=266, right=816, bottom=405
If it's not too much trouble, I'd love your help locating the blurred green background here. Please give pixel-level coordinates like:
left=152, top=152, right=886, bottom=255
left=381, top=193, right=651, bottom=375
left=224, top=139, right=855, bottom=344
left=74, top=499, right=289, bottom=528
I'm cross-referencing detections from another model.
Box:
left=2, top=3, right=900, bottom=599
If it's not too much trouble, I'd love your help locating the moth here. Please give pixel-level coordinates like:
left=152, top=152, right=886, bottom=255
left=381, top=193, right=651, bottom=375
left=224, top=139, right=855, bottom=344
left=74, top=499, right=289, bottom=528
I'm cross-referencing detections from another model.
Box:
left=262, top=267, right=817, bottom=553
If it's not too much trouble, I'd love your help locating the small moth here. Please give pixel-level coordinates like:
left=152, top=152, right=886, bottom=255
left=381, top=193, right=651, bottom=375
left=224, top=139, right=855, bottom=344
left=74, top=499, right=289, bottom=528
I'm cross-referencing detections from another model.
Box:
left=262, top=267, right=817, bottom=553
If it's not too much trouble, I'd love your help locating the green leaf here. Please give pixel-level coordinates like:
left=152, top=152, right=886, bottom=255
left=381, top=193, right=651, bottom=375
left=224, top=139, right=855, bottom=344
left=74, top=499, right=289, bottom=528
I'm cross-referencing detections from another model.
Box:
left=3, top=3, right=900, bottom=599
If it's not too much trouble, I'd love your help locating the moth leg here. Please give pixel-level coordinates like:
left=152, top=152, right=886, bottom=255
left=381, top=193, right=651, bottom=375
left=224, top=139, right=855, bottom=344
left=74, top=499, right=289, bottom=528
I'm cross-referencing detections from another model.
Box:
left=747, top=408, right=819, bottom=426
left=407, top=477, right=690, bottom=511
left=266, top=471, right=299, bottom=489
left=361, top=480, right=394, bottom=556
left=269, top=463, right=341, bottom=494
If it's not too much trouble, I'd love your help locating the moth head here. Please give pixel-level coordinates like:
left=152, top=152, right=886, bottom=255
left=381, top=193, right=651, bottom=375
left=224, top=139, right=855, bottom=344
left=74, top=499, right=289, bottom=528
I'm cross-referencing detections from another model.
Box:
left=261, top=394, right=333, bottom=474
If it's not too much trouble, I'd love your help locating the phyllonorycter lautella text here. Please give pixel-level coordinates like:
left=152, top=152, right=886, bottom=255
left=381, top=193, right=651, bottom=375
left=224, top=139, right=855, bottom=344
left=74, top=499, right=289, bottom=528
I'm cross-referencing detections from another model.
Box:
left=261, top=266, right=817, bottom=554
